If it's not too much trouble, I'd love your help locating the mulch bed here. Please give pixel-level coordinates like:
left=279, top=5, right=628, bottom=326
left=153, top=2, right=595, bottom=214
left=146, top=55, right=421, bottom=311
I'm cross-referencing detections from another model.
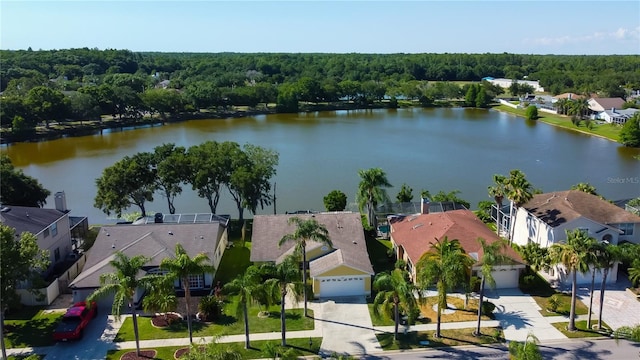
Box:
left=174, top=346, right=205, bottom=359
left=151, top=313, right=182, bottom=327
left=120, top=350, right=157, bottom=360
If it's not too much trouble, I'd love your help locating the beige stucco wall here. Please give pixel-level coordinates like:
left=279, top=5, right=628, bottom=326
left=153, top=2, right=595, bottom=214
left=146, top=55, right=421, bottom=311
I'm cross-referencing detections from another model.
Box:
left=307, top=246, right=332, bottom=261
left=316, top=265, right=370, bottom=277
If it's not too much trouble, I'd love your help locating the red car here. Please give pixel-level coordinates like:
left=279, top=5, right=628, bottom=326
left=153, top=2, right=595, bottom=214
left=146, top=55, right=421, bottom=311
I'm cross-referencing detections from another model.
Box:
left=53, top=301, right=97, bottom=341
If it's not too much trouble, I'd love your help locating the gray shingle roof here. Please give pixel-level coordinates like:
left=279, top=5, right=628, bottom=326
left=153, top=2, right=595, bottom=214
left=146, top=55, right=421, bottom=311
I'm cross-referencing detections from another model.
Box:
left=0, top=205, right=67, bottom=235
left=251, top=213, right=374, bottom=275
left=70, top=222, right=223, bottom=289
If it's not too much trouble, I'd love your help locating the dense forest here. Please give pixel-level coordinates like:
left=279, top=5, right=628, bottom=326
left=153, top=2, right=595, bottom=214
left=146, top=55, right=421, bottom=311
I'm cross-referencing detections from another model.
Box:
left=1, top=48, right=639, bottom=134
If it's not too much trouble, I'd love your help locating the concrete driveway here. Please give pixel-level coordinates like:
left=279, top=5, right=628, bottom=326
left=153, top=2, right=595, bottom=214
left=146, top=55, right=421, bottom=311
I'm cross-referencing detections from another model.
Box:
left=317, top=296, right=380, bottom=356
left=485, top=288, right=566, bottom=342
left=577, top=275, right=640, bottom=331
left=43, top=313, right=121, bottom=360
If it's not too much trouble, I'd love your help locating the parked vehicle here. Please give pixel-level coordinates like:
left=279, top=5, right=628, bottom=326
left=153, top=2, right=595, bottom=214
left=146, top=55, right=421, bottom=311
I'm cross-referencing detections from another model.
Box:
left=53, top=301, right=97, bottom=341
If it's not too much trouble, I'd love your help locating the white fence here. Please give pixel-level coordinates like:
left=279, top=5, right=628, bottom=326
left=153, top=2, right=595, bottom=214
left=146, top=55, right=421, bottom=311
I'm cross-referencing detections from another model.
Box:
left=17, top=254, right=86, bottom=306
left=498, top=99, right=519, bottom=109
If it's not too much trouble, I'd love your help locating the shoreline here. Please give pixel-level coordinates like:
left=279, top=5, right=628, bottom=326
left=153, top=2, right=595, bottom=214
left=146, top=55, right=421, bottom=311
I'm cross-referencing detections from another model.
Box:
left=491, top=105, right=621, bottom=144
left=0, top=102, right=627, bottom=146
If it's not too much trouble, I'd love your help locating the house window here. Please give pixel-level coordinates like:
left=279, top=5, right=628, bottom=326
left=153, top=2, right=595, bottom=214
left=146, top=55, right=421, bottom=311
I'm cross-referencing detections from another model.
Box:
left=54, top=248, right=60, bottom=262
left=43, top=228, right=50, bottom=238
left=615, top=223, right=634, bottom=236
left=187, top=274, right=204, bottom=289
left=51, top=222, right=58, bottom=237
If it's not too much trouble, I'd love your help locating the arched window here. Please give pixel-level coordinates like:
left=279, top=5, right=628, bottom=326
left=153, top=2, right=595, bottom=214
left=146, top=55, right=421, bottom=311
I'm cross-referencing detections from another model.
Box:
left=602, top=234, right=613, bottom=244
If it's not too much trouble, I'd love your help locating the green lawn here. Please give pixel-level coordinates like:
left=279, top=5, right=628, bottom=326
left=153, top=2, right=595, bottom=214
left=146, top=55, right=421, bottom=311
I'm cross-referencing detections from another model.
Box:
left=366, top=238, right=395, bottom=273
left=532, top=293, right=589, bottom=317
left=8, top=356, right=44, bottom=360
left=106, top=338, right=322, bottom=360
left=376, top=327, right=503, bottom=350
left=552, top=320, right=611, bottom=338
left=4, top=307, right=63, bottom=348
left=493, top=105, right=621, bottom=142
left=115, top=300, right=314, bottom=341
left=213, top=240, right=252, bottom=284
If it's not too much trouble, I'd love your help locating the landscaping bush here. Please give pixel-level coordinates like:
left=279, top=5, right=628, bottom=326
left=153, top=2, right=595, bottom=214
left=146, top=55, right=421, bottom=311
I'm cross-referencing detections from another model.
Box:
left=198, top=295, right=223, bottom=322
left=547, top=294, right=561, bottom=312
left=481, top=301, right=496, bottom=318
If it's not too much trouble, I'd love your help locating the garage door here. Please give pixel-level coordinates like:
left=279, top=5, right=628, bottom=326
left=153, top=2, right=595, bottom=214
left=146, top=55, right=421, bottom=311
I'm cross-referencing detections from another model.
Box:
left=491, top=268, right=520, bottom=289
left=318, top=276, right=366, bottom=297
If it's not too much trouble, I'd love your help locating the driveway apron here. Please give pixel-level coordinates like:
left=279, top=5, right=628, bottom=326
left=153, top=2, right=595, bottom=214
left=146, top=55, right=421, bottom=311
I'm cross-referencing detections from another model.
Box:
left=317, top=296, right=380, bottom=356
left=486, top=288, right=567, bottom=342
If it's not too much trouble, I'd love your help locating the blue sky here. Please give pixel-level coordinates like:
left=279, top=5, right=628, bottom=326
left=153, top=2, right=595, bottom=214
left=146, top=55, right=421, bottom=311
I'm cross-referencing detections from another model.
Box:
left=1, top=1, right=639, bottom=54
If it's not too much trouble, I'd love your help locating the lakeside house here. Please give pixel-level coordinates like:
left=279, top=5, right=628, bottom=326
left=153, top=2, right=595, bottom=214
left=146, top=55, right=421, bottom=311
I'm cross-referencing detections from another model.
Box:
left=390, top=205, right=525, bottom=289
left=69, top=214, right=229, bottom=309
left=509, top=190, right=640, bottom=286
left=593, top=107, right=638, bottom=125
left=482, top=77, right=545, bottom=92
left=0, top=191, right=89, bottom=305
left=250, top=212, right=374, bottom=298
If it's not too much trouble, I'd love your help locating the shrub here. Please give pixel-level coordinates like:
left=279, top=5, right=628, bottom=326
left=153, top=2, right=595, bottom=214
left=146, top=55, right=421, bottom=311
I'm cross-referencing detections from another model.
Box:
left=481, top=301, right=496, bottom=316
left=198, top=295, right=223, bottom=322
left=547, top=294, right=562, bottom=312
left=525, top=105, right=538, bottom=120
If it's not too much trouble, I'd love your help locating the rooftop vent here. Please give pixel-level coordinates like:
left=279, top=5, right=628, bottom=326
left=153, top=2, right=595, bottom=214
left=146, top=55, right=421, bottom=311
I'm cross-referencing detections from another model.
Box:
left=412, top=223, right=424, bottom=230
left=168, top=231, right=174, bottom=235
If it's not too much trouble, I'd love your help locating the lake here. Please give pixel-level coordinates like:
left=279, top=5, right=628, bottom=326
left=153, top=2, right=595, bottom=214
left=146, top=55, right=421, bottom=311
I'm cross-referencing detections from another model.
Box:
left=3, top=108, right=639, bottom=224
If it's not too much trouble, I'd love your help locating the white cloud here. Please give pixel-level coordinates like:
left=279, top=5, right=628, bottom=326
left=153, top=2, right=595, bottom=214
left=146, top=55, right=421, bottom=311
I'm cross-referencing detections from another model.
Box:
left=526, top=26, right=640, bottom=46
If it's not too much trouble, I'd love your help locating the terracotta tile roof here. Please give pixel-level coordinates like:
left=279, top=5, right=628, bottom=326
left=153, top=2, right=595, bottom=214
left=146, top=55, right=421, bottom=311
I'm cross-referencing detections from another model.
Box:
left=70, top=223, right=223, bottom=289
left=523, top=190, right=640, bottom=227
left=251, top=213, right=374, bottom=275
left=390, top=209, right=522, bottom=266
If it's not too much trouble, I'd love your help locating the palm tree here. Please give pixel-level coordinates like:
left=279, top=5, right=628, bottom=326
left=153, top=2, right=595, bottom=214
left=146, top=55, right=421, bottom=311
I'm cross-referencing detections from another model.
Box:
left=487, top=174, right=507, bottom=236
left=595, top=243, right=626, bottom=330
left=475, top=237, right=509, bottom=336
left=278, top=216, right=332, bottom=317
left=628, top=259, right=640, bottom=288
left=356, top=168, right=392, bottom=230
left=613, top=324, right=640, bottom=342
left=508, top=333, right=543, bottom=360
left=504, top=169, right=533, bottom=241
left=142, top=274, right=178, bottom=323
left=555, top=98, right=570, bottom=115
left=372, top=268, right=419, bottom=341
left=570, top=98, right=590, bottom=120
left=549, top=229, right=597, bottom=331
left=416, top=237, right=474, bottom=338
left=223, top=265, right=263, bottom=349
left=160, top=244, right=216, bottom=344
left=571, top=182, right=598, bottom=196
left=87, top=252, right=150, bottom=356
left=584, top=241, right=602, bottom=329
left=263, top=255, right=303, bottom=347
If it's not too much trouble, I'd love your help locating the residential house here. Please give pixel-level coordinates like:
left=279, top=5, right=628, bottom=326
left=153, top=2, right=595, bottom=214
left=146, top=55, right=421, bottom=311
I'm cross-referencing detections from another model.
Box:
left=553, top=93, right=585, bottom=101
left=250, top=212, right=374, bottom=298
left=390, top=208, right=525, bottom=289
left=69, top=215, right=229, bottom=308
left=0, top=191, right=87, bottom=278
left=510, top=190, right=640, bottom=285
left=482, top=77, right=545, bottom=92
left=587, top=97, right=626, bottom=113
left=594, top=107, right=638, bottom=125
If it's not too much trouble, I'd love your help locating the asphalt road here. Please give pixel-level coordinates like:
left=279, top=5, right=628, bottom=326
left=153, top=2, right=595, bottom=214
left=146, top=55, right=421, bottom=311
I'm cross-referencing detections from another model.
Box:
left=359, top=339, right=640, bottom=360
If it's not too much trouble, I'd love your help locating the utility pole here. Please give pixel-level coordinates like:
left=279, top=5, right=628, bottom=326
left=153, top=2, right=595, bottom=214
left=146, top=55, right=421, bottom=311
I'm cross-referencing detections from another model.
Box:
left=273, top=182, right=277, bottom=215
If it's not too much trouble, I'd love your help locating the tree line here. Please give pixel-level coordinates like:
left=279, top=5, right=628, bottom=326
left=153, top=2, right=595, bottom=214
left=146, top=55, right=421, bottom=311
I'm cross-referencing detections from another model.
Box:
left=94, top=142, right=278, bottom=223
left=2, top=49, right=639, bottom=134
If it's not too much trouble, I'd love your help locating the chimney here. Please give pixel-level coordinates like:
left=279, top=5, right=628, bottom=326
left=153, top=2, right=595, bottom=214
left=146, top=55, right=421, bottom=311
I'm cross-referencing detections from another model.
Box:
left=421, top=197, right=430, bottom=214
left=611, top=107, right=615, bottom=113
left=54, top=191, right=68, bottom=212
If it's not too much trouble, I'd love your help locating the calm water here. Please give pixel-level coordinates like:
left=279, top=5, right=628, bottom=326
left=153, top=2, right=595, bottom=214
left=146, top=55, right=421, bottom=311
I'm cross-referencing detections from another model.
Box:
left=3, top=108, right=639, bottom=224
